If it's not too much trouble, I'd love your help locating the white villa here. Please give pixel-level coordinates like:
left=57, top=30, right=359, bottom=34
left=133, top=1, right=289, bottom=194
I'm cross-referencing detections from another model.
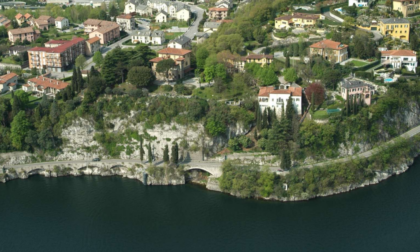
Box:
left=146, top=0, right=191, bottom=21
left=156, top=11, right=168, bottom=23
left=216, top=0, right=233, bottom=8
left=381, top=49, right=417, bottom=73
left=258, top=84, right=303, bottom=117
left=132, top=30, right=165, bottom=45
left=203, top=21, right=221, bottom=33
left=168, top=35, right=191, bottom=49
left=54, top=16, right=69, bottom=30
left=0, top=72, right=18, bottom=93
left=116, top=14, right=135, bottom=31
left=23, top=75, right=69, bottom=97
left=124, top=0, right=153, bottom=16
left=348, top=0, right=372, bottom=7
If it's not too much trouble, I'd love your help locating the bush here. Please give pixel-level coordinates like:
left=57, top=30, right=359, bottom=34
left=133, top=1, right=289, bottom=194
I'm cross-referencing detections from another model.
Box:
left=162, top=85, right=173, bottom=92
left=239, top=136, right=252, bottom=148
left=174, top=84, right=193, bottom=95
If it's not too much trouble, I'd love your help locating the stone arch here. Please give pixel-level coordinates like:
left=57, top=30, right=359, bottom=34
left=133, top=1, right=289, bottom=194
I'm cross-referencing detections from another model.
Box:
left=184, top=167, right=215, bottom=176
left=27, top=168, right=46, bottom=176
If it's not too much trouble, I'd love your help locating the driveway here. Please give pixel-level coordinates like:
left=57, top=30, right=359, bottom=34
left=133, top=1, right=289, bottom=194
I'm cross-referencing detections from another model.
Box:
left=183, top=5, right=204, bottom=39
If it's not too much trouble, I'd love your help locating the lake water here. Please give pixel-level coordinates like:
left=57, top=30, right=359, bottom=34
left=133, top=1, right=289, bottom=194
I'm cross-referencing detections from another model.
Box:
left=1, top=158, right=420, bottom=251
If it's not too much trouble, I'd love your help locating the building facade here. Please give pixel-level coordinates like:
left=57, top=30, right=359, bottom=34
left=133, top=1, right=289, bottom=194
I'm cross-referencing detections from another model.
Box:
left=85, top=37, right=101, bottom=56
left=393, top=0, right=419, bottom=17
left=149, top=48, right=192, bottom=81
left=309, top=39, right=348, bottom=64
left=156, top=11, right=168, bottom=23
left=28, top=38, right=86, bottom=72
left=132, top=30, right=165, bottom=44
left=8, top=27, right=40, bottom=43
left=167, top=35, right=191, bottom=49
left=381, top=49, right=418, bottom=72
left=0, top=72, right=18, bottom=93
left=55, top=17, right=69, bottom=29
left=84, top=19, right=120, bottom=44
left=234, top=54, right=274, bottom=72
left=203, top=21, right=221, bottom=33
left=258, top=85, right=303, bottom=117
left=208, top=7, right=228, bottom=21
left=275, top=13, right=324, bottom=29
left=340, top=78, right=375, bottom=106
left=116, top=14, right=135, bottom=31
left=378, top=18, right=410, bottom=41
left=348, top=0, right=372, bottom=7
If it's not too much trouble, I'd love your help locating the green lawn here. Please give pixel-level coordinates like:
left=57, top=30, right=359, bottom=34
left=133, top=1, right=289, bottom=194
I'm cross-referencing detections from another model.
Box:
left=351, top=60, right=369, bottom=67
left=322, top=19, right=341, bottom=26
left=192, top=86, right=224, bottom=100
left=0, top=56, right=20, bottom=65
left=122, top=40, right=146, bottom=46
left=165, top=32, right=184, bottom=41
left=41, top=29, right=88, bottom=41
left=312, top=110, right=329, bottom=120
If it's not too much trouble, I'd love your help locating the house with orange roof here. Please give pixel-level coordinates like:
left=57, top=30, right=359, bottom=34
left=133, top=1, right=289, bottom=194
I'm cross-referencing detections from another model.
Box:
left=208, top=7, right=228, bottom=20
left=24, top=13, right=32, bottom=20
left=15, top=13, right=25, bottom=26
left=275, top=13, right=324, bottom=29
left=309, top=39, right=348, bottom=64
left=83, top=19, right=120, bottom=44
left=149, top=47, right=192, bottom=81
left=85, top=37, right=101, bottom=56
left=116, top=14, right=135, bottom=31
left=380, top=49, right=417, bottom=72
left=234, top=54, right=274, bottom=72
left=258, top=84, right=303, bottom=116
left=0, top=72, right=18, bottom=93
left=8, top=27, right=40, bottom=43
left=55, top=17, right=69, bottom=30
left=23, top=75, right=69, bottom=97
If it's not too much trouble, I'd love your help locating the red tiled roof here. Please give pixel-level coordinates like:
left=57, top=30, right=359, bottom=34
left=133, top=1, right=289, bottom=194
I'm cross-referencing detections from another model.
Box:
left=55, top=16, right=66, bottom=21
left=209, top=7, right=228, bottom=11
left=245, top=54, right=274, bottom=60
left=158, top=48, right=191, bottom=56
left=86, top=37, right=100, bottom=44
left=28, top=76, right=69, bottom=90
left=29, top=37, right=85, bottom=54
left=381, top=50, right=416, bottom=57
left=310, top=39, right=348, bottom=50
left=258, top=86, right=302, bottom=97
left=9, top=27, right=35, bottom=35
left=0, top=72, right=18, bottom=84
left=15, top=13, right=23, bottom=20
left=45, top=40, right=69, bottom=45
left=7, top=82, right=17, bottom=87
left=24, top=13, right=32, bottom=19
left=117, top=14, right=133, bottom=19
left=150, top=57, right=164, bottom=63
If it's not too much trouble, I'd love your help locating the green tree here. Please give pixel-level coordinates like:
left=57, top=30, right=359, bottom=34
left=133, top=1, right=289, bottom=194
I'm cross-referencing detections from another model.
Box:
left=257, top=167, right=275, bottom=197
left=285, top=54, right=290, bottom=68
left=127, top=66, right=155, bottom=87
left=171, top=142, right=179, bottom=164
left=204, top=65, right=216, bottom=84
left=75, top=54, right=87, bottom=69
left=163, top=144, right=169, bottom=163
left=109, top=4, right=119, bottom=17
left=10, top=111, right=31, bottom=150
left=49, top=100, right=60, bottom=125
left=156, top=58, right=175, bottom=83
left=205, top=118, right=226, bottom=136
left=283, top=68, right=297, bottom=83
left=93, top=51, right=104, bottom=66
left=140, top=138, right=144, bottom=161
left=410, top=33, right=419, bottom=51
left=147, top=142, right=152, bottom=163
left=285, top=96, right=295, bottom=121
left=280, top=150, right=291, bottom=170
left=196, top=47, right=209, bottom=71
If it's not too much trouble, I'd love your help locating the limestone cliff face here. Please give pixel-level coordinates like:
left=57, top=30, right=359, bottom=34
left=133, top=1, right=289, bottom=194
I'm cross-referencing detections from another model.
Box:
left=338, top=102, right=420, bottom=156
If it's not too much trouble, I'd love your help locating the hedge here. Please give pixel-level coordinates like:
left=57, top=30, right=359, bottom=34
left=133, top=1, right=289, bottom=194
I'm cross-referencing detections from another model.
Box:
left=355, top=71, right=374, bottom=80
left=352, top=60, right=380, bottom=72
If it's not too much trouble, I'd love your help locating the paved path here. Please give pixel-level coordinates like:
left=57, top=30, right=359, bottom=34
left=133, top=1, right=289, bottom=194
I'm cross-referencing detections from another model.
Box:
left=298, top=125, right=420, bottom=169
left=183, top=5, right=204, bottom=39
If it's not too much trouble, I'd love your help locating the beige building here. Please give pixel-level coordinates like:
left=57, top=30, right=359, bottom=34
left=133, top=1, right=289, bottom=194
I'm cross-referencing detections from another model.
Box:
left=116, top=14, right=135, bottom=31
left=85, top=37, right=101, bottom=56
left=84, top=19, right=120, bottom=44
left=208, top=7, right=228, bottom=21
left=234, top=54, right=274, bottom=72
left=393, top=0, right=419, bottom=17
left=28, top=38, right=86, bottom=72
left=150, top=48, right=192, bottom=81
left=23, top=75, right=69, bottom=97
left=8, top=27, right=40, bottom=43
left=0, top=72, right=18, bottom=93
left=378, top=18, right=410, bottom=41
left=309, top=39, right=348, bottom=64
left=275, top=12, right=324, bottom=29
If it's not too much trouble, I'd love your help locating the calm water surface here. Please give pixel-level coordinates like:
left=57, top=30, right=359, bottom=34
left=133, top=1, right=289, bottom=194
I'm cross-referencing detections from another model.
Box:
left=1, top=159, right=420, bottom=252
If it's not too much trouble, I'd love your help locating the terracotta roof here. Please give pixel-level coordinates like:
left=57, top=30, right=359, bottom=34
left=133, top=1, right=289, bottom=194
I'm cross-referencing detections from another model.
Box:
left=55, top=16, right=66, bottom=21
left=86, top=37, right=101, bottom=44
left=23, top=84, right=30, bottom=87
left=158, top=48, right=191, bottom=56
left=7, top=82, right=16, bottom=87
left=9, top=27, right=35, bottom=35
left=84, top=19, right=103, bottom=26
left=45, top=40, right=69, bottom=45
left=175, top=57, right=185, bottom=61
left=28, top=76, right=69, bottom=90
left=217, top=19, right=233, bottom=23
left=381, top=50, right=416, bottom=57
left=35, top=19, right=49, bottom=25
left=209, top=7, right=228, bottom=11
left=29, top=37, right=85, bottom=54
left=37, top=15, right=52, bottom=21
left=0, top=72, right=18, bottom=84
left=149, top=57, right=180, bottom=65
left=117, top=14, right=133, bottom=19
left=258, top=86, right=302, bottom=97
left=24, top=13, right=32, bottom=19
left=309, top=39, right=348, bottom=50
left=276, top=12, right=320, bottom=21
left=15, top=13, right=23, bottom=20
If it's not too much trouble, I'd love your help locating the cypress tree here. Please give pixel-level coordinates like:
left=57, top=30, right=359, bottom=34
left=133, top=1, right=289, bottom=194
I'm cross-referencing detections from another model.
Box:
left=71, top=67, right=77, bottom=93
left=12, top=96, right=21, bottom=117
left=171, top=143, right=179, bottom=164
left=311, top=92, right=315, bottom=112
left=254, top=129, right=258, bottom=140
left=352, top=95, right=356, bottom=115
left=163, top=144, right=169, bottom=163
left=346, top=93, right=350, bottom=116
left=262, top=109, right=268, bottom=129
left=280, top=151, right=291, bottom=170
left=147, top=143, right=152, bottom=163
left=139, top=138, right=144, bottom=161
left=77, top=67, right=84, bottom=91
left=256, top=106, right=262, bottom=131
left=285, top=54, right=290, bottom=68
left=286, top=96, right=295, bottom=122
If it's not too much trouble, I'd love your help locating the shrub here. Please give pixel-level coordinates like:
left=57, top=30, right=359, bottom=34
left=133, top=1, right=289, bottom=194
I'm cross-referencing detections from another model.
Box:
left=162, top=85, right=173, bottom=92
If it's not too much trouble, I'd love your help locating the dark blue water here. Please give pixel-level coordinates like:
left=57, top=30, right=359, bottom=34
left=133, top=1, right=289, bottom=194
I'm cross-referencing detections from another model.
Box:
left=1, top=159, right=420, bottom=252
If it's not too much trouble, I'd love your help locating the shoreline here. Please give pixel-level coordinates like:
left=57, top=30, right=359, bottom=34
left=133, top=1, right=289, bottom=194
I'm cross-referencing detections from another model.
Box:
left=1, top=152, right=418, bottom=202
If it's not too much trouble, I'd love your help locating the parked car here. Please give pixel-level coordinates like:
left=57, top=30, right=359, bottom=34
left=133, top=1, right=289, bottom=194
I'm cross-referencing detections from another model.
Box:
left=92, top=157, right=101, bottom=162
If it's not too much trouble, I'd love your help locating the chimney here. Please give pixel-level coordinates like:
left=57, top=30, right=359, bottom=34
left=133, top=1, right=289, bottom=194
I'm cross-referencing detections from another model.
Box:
left=43, top=77, right=44, bottom=81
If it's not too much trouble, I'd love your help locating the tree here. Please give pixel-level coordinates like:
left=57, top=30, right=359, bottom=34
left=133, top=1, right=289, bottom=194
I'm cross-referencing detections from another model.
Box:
left=163, top=144, right=169, bottom=163
left=196, top=47, right=209, bottom=71
left=343, top=17, right=355, bottom=29
left=283, top=68, right=297, bottom=83
left=140, top=138, right=144, bottom=161
left=88, top=75, right=106, bottom=96
left=410, top=33, right=419, bottom=51
left=75, top=54, right=87, bottom=69
left=285, top=54, right=290, bottom=68
left=77, top=67, right=84, bottom=91
left=321, top=69, right=341, bottom=90
left=127, top=66, right=155, bottom=87
left=49, top=100, right=60, bottom=125
left=156, top=58, right=175, bottom=83
left=147, top=143, right=152, bottom=163
left=259, top=67, right=278, bottom=86
left=71, top=67, right=78, bottom=93
left=385, top=0, right=393, bottom=10
left=92, top=51, right=104, bottom=66
left=205, top=118, right=226, bottom=136
left=280, top=150, right=291, bottom=170
left=109, top=4, right=119, bottom=17
left=171, top=142, right=179, bottom=164
left=285, top=95, right=295, bottom=121
left=99, top=9, right=108, bottom=20
left=204, top=65, right=216, bottom=84
left=10, top=111, right=31, bottom=150
left=305, top=83, right=325, bottom=106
